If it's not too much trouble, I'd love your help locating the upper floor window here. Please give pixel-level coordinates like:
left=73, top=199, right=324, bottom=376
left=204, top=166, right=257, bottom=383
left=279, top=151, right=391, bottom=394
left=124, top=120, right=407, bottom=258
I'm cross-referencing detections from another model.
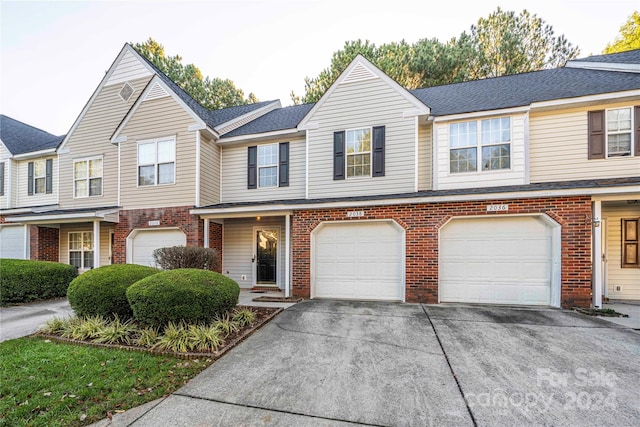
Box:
left=27, top=159, right=53, bottom=195
left=333, top=126, right=385, bottom=180
left=258, top=144, right=278, bottom=187
left=247, top=142, right=289, bottom=189
left=449, top=117, right=511, bottom=173
left=69, top=231, right=94, bottom=269
left=588, top=107, right=639, bottom=159
left=0, top=162, right=5, bottom=197
left=138, top=137, right=175, bottom=186
left=346, top=128, right=371, bottom=178
left=607, top=108, right=632, bottom=157
left=74, top=158, right=102, bottom=198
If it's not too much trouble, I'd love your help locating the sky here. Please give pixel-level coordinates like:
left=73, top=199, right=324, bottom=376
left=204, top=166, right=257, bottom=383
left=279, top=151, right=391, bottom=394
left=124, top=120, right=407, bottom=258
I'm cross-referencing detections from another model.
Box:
left=1, top=0, right=637, bottom=136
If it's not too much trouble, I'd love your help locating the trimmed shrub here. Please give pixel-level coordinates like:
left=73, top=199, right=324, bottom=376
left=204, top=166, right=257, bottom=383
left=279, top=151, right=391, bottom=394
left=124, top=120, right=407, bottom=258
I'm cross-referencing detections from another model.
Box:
left=67, top=264, right=159, bottom=319
left=152, top=246, right=220, bottom=271
left=0, top=259, right=77, bottom=305
left=126, top=268, right=239, bottom=327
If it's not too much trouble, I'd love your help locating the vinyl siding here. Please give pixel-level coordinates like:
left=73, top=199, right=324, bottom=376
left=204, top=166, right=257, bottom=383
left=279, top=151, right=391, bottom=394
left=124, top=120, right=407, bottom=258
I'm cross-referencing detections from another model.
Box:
left=119, top=95, right=199, bottom=209
left=603, top=204, right=640, bottom=300
left=223, top=216, right=286, bottom=289
left=105, top=49, right=153, bottom=87
left=418, top=121, right=432, bottom=191
left=220, top=137, right=305, bottom=203
left=15, top=157, right=58, bottom=207
left=59, top=223, right=114, bottom=268
left=59, top=76, right=152, bottom=209
left=529, top=103, right=640, bottom=183
left=307, top=78, right=418, bottom=199
left=0, top=145, right=9, bottom=209
left=435, top=114, right=527, bottom=190
left=199, top=134, right=220, bottom=206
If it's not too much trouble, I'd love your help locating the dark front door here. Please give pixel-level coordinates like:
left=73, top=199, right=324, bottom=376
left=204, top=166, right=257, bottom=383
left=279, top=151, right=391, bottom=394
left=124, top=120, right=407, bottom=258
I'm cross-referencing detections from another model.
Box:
left=256, top=229, right=277, bottom=284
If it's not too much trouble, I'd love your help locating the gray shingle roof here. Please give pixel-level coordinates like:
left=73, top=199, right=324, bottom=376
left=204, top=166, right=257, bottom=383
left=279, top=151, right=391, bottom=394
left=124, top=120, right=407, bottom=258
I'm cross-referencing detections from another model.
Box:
left=411, top=67, right=640, bottom=116
left=0, top=115, right=64, bottom=155
left=573, top=49, right=640, bottom=64
left=222, top=103, right=315, bottom=137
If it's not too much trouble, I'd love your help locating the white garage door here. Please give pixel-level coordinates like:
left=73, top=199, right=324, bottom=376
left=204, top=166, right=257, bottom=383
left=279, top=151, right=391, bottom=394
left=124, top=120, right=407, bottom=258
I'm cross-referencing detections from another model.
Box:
left=313, top=221, right=404, bottom=301
left=440, top=216, right=553, bottom=305
left=0, top=225, right=27, bottom=259
left=130, top=228, right=186, bottom=267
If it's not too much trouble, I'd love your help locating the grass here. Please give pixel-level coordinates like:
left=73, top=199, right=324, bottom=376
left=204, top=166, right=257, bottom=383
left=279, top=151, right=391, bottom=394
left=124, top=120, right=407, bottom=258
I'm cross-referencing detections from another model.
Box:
left=0, top=337, right=213, bottom=426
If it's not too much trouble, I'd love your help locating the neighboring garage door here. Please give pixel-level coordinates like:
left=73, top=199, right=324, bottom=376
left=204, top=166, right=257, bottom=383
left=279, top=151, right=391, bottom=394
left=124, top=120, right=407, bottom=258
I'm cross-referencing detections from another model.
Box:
left=130, top=228, right=186, bottom=267
left=439, top=216, right=554, bottom=305
left=313, top=220, right=404, bottom=301
left=0, top=225, right=27, bottom=259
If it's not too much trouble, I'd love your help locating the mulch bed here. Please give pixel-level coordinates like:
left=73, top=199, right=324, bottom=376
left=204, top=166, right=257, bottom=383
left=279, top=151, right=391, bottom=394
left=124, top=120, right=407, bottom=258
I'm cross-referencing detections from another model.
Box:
left=252, top=296, right=303, bottom=302
left=573, top=307, right=629, bottom=317
left=36, top=306, right=282, bottom=360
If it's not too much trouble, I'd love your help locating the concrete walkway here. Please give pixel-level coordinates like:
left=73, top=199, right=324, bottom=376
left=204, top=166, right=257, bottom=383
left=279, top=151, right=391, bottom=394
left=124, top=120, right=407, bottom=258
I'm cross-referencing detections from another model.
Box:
left=603, top=300, right=640, bottom=329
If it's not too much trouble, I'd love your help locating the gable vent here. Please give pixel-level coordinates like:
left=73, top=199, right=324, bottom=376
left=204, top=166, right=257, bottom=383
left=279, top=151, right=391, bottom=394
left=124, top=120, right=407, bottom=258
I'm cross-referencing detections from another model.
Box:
left=342, top=62, right=377, bottom=84
left=119, top=82, right=134, bottom=102
left=143, top=81, right=169, bottom=101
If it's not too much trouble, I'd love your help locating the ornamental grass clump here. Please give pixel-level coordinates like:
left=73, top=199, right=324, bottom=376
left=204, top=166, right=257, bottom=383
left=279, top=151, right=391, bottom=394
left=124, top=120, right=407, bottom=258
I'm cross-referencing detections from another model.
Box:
left=232, top=307, right=257, bottom=327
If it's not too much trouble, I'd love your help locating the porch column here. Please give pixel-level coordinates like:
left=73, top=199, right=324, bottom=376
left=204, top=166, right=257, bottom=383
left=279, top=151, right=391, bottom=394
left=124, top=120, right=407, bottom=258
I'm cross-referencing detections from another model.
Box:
left=593, top=200, right=602, bottom=308
left=93, top=219, right=101, bottom=269
left=24, top=224, right=30, bottom=259
left=285, top=213, right=290, bottom=298
left=203, top=218, right=210, bottom=248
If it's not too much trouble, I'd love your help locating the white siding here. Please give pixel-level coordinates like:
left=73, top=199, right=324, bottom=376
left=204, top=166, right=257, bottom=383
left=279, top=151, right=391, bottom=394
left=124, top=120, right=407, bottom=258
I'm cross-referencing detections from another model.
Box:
left=603, top=204, right=640, bottom=300
left=435, top=114, right=527, bottom=190
left=199, top=134, right=220, bottom=206
left=223, top=217, right=286, bottom=289
left=59, top=223, right=113, bottom=268
left=0, top=145, right=9, bottom=209
left=220, top=137, right=305, bottom=203
left=119, top=95, right=199, bottom=209
left=530, top=104, right=640, bottom=183
left=418, top=121, right=432, bottom=191
left=59, top=76, right=152, bottom=209
left=15, top=157, right=58, bottom=207
left=105, top=49, right=153, bottom=87
left=306, top=78, right=418, bottom=199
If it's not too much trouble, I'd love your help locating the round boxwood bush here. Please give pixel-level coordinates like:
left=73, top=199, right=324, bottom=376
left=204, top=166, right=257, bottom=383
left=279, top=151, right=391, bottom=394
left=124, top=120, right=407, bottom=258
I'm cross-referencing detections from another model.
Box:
left=67, top=264, right=160, bottom=319
left=126, top=268, right=240, bottom=327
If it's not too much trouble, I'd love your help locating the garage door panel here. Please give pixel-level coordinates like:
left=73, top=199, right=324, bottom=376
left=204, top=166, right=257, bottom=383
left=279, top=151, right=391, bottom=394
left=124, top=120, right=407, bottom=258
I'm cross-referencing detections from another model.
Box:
left=0, top=226, right=26, bottom=259
left=131, top=229, right=186, bottom=267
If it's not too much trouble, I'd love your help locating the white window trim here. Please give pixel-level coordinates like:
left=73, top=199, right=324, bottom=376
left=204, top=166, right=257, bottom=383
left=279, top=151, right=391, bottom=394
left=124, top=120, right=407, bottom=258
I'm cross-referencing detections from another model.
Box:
left=605, top=107, right=634, bottom=158
left=73, top=156, right=103, bottom=199
left=136, top=136, right=176, bottom=187
left=33, top=159, right=46, bottom=194
left=68, top=231, right=94, bottom=270
left=448, top=116, right=513, bottom=175
left=346, top=127, right=372, bottom=179
left=257, top=143, right=279, bottom=189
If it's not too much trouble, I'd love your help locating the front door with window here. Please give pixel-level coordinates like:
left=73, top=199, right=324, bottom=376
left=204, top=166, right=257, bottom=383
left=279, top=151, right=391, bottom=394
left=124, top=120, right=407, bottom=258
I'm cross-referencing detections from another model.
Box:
left=255, top=229, right=278, bottom=285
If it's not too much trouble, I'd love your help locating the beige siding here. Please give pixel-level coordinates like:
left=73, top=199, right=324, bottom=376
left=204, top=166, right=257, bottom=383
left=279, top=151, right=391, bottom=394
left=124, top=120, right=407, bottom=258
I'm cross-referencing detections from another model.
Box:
left=14, top=157, right=58, bottom=207
left=530, top=103, right=640, bottom=183
left=59, top=76, right=152, bottom=209
left=119, top=95, right=199, bottom=209
left=418, top=121, right=432, bottom=191
left=603, top=204, right=640, bottom=300
left=435, top=114, right=527, bottom=190
left=307, top=78, right=418, bottom=199
left=220, top=137, right=306, bottom=203
left=105, top=49, right=152, bottom=87
left=223, top=217, right=286, bottom=289
left=199, top=134, right=220, bottom=206
left=59, top=223, right=114, bottom=268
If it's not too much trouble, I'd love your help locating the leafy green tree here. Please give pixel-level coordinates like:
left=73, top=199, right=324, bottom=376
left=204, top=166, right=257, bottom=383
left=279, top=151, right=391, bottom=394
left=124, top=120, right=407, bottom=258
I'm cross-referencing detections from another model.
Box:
left=133, top=38, right=257, bottom=109
left=604, top=11, right=640, bottom=53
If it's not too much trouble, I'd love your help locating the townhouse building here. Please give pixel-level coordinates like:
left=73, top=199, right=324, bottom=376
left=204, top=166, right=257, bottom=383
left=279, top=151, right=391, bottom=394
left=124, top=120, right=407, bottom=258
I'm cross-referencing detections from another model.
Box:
left=1, top=45, right=639, bottom=309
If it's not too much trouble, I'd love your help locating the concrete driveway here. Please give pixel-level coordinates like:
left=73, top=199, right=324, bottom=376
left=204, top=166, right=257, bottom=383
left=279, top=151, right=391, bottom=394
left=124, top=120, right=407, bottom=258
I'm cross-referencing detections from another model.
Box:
left=128, top=300, right=640, bottom=426
left=0, top=298, right=74, bottom=342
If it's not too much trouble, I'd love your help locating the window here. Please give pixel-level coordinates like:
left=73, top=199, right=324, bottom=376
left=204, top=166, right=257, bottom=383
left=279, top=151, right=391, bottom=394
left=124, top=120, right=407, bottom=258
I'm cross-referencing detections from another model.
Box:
left=74, top=158, right=102, bottom=197
left=138, top=138, right=175, bottom=186
left=607, top=108, right=632, bottom=157
left=258, top=144, right=278, bottom=187
left=247, top=142, right=289, bottom=189
left=0, top=162, right=4, bottom=197
left=346, top=128, right=371, bottom=177
left=622, top=218, right=639, bottom=268
left=69, top=231, right=94, bottom=269
left=27, top=159, right=52, bottom=195
left=449, top=118, right=511, bottom=173
left=589, top=107, right=639, bottom=159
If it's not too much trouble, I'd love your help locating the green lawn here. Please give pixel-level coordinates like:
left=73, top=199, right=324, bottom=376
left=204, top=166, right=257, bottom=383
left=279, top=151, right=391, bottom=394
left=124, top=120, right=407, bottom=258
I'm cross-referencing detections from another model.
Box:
left=0, top=337, right=213, bottom=426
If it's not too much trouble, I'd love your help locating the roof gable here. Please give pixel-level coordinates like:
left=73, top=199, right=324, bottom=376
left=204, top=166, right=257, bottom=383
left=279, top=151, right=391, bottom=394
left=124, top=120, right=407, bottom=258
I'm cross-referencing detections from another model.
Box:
left=0, top=115, right=63, bottom=155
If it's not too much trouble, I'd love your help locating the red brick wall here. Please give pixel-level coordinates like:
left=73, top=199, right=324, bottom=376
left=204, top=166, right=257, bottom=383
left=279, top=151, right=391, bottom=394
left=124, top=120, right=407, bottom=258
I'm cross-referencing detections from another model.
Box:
left=208, top=221, right=223, bottom=273
left=112, top=206, right=203, bottom=264
left=29, top=225, right=59, bottom=262
left=292, top=196, right=592, bottom=308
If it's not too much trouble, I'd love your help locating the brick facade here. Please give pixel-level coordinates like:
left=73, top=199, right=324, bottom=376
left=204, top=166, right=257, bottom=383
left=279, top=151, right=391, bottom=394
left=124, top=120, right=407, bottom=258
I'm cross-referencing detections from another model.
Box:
left=208, top=221, right=223, bottom=273
left=112, top=206, right=203, bottom=264
left=291, top=196, right=592, bottom=308
left=29, top=225, right=59, bottom=262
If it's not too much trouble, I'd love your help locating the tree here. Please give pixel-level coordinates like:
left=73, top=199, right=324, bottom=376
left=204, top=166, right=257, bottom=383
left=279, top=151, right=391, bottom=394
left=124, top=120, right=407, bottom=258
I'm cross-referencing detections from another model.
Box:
left=604, top=11, right=640, bottom=53
left=133, top=38, right=257, bottom=110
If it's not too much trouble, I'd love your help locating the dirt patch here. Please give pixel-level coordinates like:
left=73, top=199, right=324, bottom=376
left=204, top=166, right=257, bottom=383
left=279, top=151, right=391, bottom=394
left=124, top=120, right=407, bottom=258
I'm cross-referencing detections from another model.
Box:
left=573, top=307, right=629, bottom=317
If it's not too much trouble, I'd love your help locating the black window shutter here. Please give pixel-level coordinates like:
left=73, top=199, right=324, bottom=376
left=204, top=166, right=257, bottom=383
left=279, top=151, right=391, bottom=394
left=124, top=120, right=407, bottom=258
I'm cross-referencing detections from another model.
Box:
left=333, top=131, right=345, bottom=180
left=27, top=161, right=34, bottom=195
left=0, top=162, right=4, bottom=196
left=588, top=110, right=605, bottom=159
left=247, top=146, right=257, bottom=189
left=372, top=126, right=385, bottom=177
left=634, top=106, right=640, bottom=157
left=45, top=159, right=53, bottom=194
left=279, top=142, right=289, bottom=187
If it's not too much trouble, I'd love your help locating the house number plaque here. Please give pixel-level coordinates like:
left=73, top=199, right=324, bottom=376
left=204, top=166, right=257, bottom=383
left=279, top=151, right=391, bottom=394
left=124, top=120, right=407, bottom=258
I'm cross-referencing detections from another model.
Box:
left=486, top=204, right=509, bottom=212
left=347, top=211, right=365, bottom=218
